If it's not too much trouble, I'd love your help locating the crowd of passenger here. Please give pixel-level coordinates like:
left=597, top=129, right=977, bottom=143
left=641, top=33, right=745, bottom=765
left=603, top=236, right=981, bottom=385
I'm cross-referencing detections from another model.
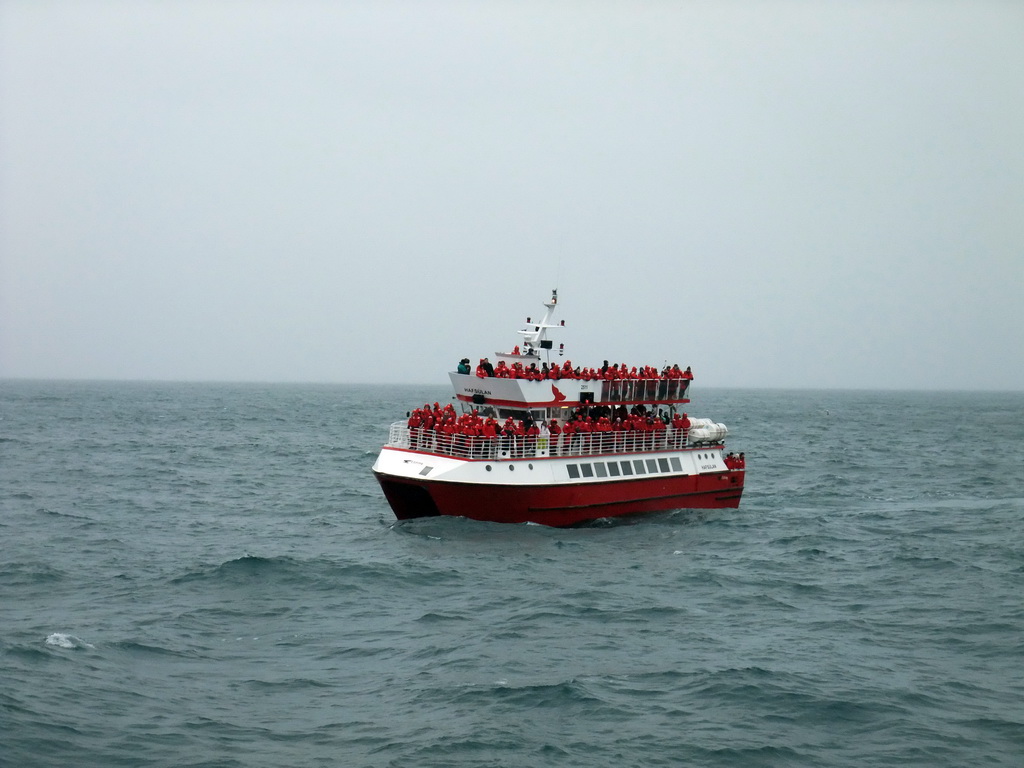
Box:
left=457, top=354, right=694, bottom=383
left=724, top=452, right=746, bottom=469
left=403, top=402, right=738, bottom=460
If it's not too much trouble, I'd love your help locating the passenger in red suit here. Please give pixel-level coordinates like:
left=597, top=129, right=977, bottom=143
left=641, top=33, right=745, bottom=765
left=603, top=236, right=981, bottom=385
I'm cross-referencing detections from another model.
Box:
left=652, top=416, right=667, bottom=449
left=562, top=418, right=577, bottom=455
left=525, top=421, right=540, bottom=454
left=548, top=419, right=562, bottom=456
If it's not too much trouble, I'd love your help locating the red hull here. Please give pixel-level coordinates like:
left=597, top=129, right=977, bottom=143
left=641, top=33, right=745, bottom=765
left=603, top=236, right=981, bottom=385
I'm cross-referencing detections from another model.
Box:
left=374, top=469, right=744, bottom=527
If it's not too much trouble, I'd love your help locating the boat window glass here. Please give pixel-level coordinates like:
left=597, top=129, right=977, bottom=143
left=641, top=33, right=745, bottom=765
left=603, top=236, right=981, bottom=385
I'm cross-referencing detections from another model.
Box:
left=595, top=463, right=607, bottom=478
left=498, top=408, right=531, bottom=422
left=670, top=457, right=682, bottom=472
left=607, top=462, right=620, bottom=477
left=633, top=460, right=646, bottom=475
left=620, top=461, right=633, bottom=476
left=567, top=464, right=580, bottom=479
left=581, top=464, right=594, bottom=478
left=646, top=459, right=658, bottom=473
left=658, top=458, right=670, bottom=473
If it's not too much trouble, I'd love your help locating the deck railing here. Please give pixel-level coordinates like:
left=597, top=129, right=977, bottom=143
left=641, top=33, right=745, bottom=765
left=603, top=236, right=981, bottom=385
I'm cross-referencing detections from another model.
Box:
left=386, top=423, right=720, bottom=461
left=599, top=378, right=690, bottom=402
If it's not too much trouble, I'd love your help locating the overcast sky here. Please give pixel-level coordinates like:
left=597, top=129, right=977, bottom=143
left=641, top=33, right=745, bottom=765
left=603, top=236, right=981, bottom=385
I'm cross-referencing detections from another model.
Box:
left=1, top=1, right=1021, bottom=390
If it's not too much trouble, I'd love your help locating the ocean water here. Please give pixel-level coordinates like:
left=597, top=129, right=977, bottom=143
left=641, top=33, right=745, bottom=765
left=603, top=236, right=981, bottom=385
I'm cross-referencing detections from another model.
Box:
left=2, top=380, right=1023, bottom=767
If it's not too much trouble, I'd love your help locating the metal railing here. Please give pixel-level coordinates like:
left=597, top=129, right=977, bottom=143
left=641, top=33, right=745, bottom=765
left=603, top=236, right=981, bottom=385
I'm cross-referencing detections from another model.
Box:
left=599, top=378, right=690, bottom=402
left=385, top=423, right=720, bottom=461
left=464, top=376, right=691, bottom=402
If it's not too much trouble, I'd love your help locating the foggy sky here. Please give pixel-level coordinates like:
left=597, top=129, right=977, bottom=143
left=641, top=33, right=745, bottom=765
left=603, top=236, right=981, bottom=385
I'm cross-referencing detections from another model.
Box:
left=2, top=1, right=1022, bottom=390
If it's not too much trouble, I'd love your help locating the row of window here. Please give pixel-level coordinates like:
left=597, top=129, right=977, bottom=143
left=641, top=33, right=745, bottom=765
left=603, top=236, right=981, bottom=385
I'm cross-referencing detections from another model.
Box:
left=567, top=456, right=686, bottom=479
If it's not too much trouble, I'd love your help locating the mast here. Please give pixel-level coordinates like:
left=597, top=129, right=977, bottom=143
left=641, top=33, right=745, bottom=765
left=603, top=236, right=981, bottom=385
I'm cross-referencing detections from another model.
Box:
left=517, top=289, right=561, bottom=357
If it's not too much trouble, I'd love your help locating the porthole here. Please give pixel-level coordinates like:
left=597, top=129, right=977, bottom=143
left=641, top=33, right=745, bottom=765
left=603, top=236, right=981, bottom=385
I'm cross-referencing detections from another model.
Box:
left=528, top=463, right=534, bottom=470
left=485, top=465, right=492, bottom=471
left=509, top=465, right=515, bottom=471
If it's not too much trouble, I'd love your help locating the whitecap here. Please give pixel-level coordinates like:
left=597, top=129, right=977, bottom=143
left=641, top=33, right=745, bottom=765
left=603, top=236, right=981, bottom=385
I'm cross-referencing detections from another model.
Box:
left=45, top=632, right=94, bottom=650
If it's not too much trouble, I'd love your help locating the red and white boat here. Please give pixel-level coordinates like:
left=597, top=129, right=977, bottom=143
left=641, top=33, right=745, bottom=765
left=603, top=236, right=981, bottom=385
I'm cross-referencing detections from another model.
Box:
left=373, top=291, right=744, bottom=526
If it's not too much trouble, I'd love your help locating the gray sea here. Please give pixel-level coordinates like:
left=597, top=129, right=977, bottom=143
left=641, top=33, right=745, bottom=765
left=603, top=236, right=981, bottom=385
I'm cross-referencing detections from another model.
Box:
left=2, top=380, right=1022, bottom=767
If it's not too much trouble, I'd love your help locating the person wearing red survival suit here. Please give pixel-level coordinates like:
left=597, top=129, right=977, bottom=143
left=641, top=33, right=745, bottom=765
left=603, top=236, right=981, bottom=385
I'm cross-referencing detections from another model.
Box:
left=525, top=420, right=540, bottom=455
left=562, top=418, right=577, bottom=455
left=671, top=413, right=684, bottom=448
left=548, top=419, right=562, bottom=456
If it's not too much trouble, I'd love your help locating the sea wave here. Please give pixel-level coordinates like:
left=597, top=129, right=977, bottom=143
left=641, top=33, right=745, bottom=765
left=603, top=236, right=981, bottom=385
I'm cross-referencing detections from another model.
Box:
left=1, top=562, right=68, bottom=587
left=45, top=633, right=94, bottom=650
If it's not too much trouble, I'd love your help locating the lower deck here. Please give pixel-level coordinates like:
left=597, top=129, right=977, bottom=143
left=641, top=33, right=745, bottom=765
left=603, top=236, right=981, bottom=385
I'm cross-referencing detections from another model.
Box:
left=390, top=421, right=726, bottom=462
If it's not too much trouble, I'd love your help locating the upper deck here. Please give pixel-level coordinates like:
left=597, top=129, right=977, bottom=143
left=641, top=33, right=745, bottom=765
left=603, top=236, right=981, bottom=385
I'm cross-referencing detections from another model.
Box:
left=452, top=289, right=693, bottom=409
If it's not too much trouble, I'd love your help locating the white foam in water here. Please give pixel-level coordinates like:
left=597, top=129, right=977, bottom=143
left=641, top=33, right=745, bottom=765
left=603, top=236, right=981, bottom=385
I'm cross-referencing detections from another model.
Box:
left=45, top=633, right=94, bottom=649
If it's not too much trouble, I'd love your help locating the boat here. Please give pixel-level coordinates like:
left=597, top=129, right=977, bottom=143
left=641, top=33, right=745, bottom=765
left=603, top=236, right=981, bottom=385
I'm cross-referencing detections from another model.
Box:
left=372, top=290, right=745, bottom=526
